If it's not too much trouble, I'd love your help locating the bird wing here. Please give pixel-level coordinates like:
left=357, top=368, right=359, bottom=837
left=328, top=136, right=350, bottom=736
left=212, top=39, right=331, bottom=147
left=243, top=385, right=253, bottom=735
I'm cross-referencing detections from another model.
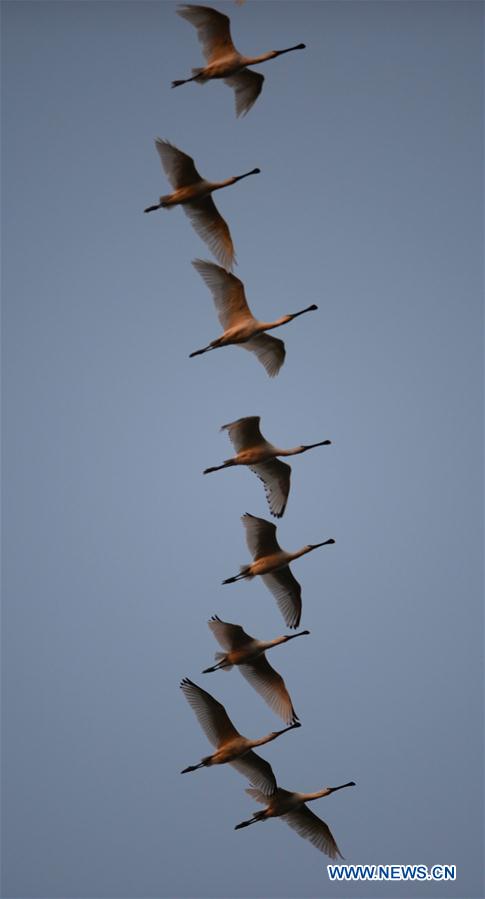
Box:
left=185, top=198, right=235, bottom=270
left=177, top=4, right=239, bottom=62
left=242, top=513, right=280, bottom=560
left=208, top=615, right=253, bottom=650
left=282, top=806, right=344, bottom=860
left=154, top=139, right=202, bottom=188
left=192, top=259, right=253, bottom=329
left=260, top=567, right=302, bottom=629
left=241, top=334, right=286, bottom=377
left=240, top=655, right=298, bottom=725
left=221, top=416, right=267, bottom=453
left=246, top=785, right=293, bottom=804
left=224, top=69, right=265, bottom=117
left=250, top=460, right=291, bottom=518
left=230, top=750, right=276, bottom=795
left=180, top=678, right=239, bottom=747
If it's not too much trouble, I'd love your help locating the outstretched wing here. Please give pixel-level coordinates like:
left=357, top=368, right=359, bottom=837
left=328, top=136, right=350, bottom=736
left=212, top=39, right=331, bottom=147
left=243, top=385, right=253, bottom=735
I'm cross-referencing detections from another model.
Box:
left=221, top=416, right=267, bottom=453
left=250, top=460, right=291, bottom=518
left=177, top=5, right=239, bottom=62
left=261, top=566, right=302, bottom=629
left=224, top=70, right=265, bottom=117
left=155, top=139, right=202, bottom=188
left=242, top=513, right=280, bottom=559
left=230, top=750, right=276, bottom=795
left=246, top=785, right=291, bottom=803
left=185, top=198, right=235, bottom=270
left=180, top=678, right=239, bottom=747
left=240, top=654, right=298, bottom=725
left=242, top=334, right=286, bottom=377
left=192, top=259, right=253, bottom=329
left=282, top=806, right=344, bottom=859
left=208, top=615, right=254, bottom=650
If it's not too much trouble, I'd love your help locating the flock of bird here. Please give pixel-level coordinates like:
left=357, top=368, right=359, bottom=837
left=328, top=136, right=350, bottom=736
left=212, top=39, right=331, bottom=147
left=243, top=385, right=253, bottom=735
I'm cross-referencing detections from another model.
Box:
left=146, top=3, right=355, bottom=867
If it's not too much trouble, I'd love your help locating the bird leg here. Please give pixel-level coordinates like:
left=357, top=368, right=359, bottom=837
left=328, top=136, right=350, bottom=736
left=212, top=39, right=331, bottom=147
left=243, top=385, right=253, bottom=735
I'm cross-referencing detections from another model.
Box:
left=143, top=203, right=162, bottom=213
left=171, top=75, right=199, bottom=88
left=203, top=459, right=235, bottom=474
left=234, top=818, right=257, bottom=830
left=222, top=567, right=250, bottom=585
left=190, top=336, right=225, bottom=359
left=181, top=760, right=207, bottom=774
left=202, top=660, right=226, bottom=673
left=181, top=763, right=204, bottom=774
left=189, top=344, right=215, bottom=358
left=235, top=811, right=265, bottom=830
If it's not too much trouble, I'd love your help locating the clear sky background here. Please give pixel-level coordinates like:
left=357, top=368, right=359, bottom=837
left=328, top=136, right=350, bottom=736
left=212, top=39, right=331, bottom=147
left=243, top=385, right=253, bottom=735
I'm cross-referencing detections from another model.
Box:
left=1, top=2, right=483, bottom=897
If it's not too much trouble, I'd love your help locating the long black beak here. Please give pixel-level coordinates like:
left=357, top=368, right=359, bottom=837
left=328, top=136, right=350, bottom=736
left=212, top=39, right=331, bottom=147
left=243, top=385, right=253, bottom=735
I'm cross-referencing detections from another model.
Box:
left=303, top=440, right=331, bottom=449
left=290, top=304, right=319, bottom=319
left=273, top=722, right=301, bottom=736
left=328, top=781, right=356, bottom=794
left=235, top=168, right=261, bottom=181
left=309, top=538, right=335, bottom=549
left=276, top=43, right=306, bottom=55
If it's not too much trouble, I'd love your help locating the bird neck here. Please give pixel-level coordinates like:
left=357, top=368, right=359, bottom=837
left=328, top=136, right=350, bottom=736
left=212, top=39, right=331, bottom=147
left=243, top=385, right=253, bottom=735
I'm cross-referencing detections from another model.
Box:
left=252, top=725, right=295, bottom=747
left=279, top=445, right=307, bottom=457
left=292, top=545, right=314, bottom=561
left=304, top=782, right=355, bottom=802
left=292, top=539, right=334, bottom=560
left=268, top=635, right=291, bottom=648
left=215, top=169, right=259, bottom=190
left=269, top=630, right=309, bottom=648
left=211, top=178, right=236, bottom=191
left=282, top=440, right=331, bottom=456
left=302, top=789, right=333, bottom=802
left=245, top=50, right=279, bottom=65
left=247, top=46, right=303, bottom=65
left=261, top=305, right=317, bottom=333
left=258, top=315, right=293, bottom=333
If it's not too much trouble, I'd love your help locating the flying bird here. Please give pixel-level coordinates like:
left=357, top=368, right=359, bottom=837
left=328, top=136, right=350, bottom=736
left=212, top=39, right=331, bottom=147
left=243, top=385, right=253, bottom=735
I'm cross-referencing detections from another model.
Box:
left=180, top=678, right=300, bottom=793
left=235, top=781, right=356, bottom=860
left=222, top=514, right=335, bottom=628
left=189, top=260, right=318, bottom=376
left=172, top=5, right=306, bottom=117
left=204, top=416, right=331, bottom=517
left=144, top=140, right=259, bottom=269
left=203, top=615, right=309, bottom=724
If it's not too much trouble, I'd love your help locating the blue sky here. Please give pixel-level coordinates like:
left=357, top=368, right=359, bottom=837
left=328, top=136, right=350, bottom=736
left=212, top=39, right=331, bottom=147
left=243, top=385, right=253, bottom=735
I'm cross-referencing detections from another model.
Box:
left=2, top=2, right=483, bottom=897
